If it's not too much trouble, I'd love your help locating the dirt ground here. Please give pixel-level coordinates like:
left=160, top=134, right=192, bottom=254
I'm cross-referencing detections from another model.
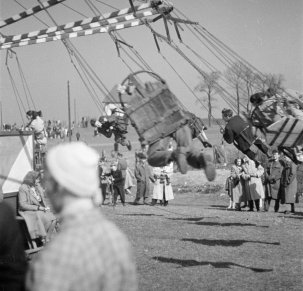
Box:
left=101, top=169, right=303, bottom=291
left=47, top=128, right=303, bottom=290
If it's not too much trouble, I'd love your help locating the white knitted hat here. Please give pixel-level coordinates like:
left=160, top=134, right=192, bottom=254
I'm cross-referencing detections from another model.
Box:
left=46, top=142, right=100, bottom=197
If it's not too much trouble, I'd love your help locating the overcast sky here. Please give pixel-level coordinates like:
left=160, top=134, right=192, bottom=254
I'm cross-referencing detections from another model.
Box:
left=0, top=0, right=302, bottom=124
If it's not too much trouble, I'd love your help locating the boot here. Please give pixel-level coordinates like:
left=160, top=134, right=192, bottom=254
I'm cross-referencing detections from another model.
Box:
left=235, top=203, right=241, bottom=211
left=150, top=199, right=157, bottom=206
left=255, top=199, right=260, bottom=211
left=248, top=200, right=254, bottom=211
left=291, top=203, right=295, bottom=214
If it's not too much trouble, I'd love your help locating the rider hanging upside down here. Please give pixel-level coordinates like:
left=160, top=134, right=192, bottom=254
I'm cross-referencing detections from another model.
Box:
left=90, top=110, right=132, bottom=152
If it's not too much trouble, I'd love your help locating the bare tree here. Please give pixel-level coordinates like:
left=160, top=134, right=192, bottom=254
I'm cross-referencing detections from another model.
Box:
left=195, top=71, right=221, bottom=127
left=224, top=62, right=245, bottom=115
left=255, top=73, right=285, bottom=95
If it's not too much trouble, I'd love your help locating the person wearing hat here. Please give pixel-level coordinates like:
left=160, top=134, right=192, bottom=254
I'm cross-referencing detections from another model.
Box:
left=133, top=152, right=154, bottom=205
left=222, top=108, right=269, bottom=161
left=26, top=142, right=137, bottom=291
left=110, top=161, right=126, bottom=206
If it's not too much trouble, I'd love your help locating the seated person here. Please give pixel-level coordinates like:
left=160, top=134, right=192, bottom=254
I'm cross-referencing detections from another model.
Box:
left=222, top=108, right=269, bottom=161
left=185, top=111, right=212, bottom=148
left=18, top=171, right=57, bottom=244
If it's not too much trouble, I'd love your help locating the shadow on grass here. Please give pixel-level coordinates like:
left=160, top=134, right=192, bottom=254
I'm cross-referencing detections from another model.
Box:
left=153, top=256, right=273, bottom=272
left=208, top=205, right=227, bottom=208
left=194, top=222, right=269, bottom=228
left=167, top=217, right=219, bottom=222
left=181, top=238, right=280, bottom=247
left=278, top=215, right=303, bottom=220
left=123, top=214, right=164, bottom=217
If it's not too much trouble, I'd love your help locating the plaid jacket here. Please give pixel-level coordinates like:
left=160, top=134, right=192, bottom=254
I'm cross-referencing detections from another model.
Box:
left=26, top=208, right=137, bottom=291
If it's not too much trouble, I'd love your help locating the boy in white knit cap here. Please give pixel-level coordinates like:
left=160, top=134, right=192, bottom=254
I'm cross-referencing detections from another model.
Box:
left=26, top=142, right=137, bottom=291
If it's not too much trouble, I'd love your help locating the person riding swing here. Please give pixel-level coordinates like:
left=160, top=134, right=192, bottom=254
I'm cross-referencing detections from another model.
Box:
left=90, top=113, right=132, bottom=151
left=118, top=70, right=216, bottom=181
left=222, top=108, right=270, bottom=161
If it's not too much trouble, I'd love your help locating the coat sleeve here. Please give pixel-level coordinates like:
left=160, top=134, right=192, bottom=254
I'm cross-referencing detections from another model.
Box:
left=287, top=163, right=297, bottom=185
left=134, top=165, right=142, bottom=181
left=18, top=185, right=38, bottom=211
left=223, top=125, right=234, bottom=144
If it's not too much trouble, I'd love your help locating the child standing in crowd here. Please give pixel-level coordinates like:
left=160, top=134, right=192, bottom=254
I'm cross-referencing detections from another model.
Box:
left=111, top=162, right=126, bottom=206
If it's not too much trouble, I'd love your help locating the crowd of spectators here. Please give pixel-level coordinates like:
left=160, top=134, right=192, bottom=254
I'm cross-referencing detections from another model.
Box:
left=226, top=149, right=299, bottom=214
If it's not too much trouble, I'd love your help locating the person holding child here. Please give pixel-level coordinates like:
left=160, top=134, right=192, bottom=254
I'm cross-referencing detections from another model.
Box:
left=151, top=162, right=174, bottom=206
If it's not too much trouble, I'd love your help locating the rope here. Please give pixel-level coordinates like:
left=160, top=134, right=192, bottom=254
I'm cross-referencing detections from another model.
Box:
left=160, top=53, right=223, bottom=129
left=15, top=55, right=37, bottom=110
left=6, top=66, right=26, bottom=124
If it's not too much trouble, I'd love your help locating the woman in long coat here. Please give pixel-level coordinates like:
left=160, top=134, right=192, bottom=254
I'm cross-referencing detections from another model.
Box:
left=227, top=158, right=245, bottom=210
left=280, top=156, right=297, bottom=213
left=242, top=156, right=264, bottom=211
left=151, top=163, right=174, bottom=206
left=18, top=171, right=56, bottom=243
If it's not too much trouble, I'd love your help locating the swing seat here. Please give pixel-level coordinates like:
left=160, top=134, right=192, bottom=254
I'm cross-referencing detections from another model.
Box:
left=119, top=71, right=188, bottom=145
left=265, top=116, right=303, bottom=148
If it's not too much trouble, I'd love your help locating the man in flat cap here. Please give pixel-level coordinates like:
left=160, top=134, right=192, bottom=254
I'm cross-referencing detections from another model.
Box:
left=222, top=108, right=269, bottom=161
left=26, top=142, right=137, bottom=291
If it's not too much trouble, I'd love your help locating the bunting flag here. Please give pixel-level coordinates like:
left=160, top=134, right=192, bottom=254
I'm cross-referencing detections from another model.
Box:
left=0, top=11, right=159, bottom=50
left=0, top=0, right=66, bottom=29
left=1, top=1, right=160, bottom=43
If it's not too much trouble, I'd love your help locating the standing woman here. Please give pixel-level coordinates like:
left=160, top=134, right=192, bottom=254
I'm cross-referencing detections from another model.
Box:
left=151, top=162, right=174, bottom=206
left=26, top=110, right=47, bottom=146
left=227, top=158, right=245, bottom=211
left=280, top=156, right=297, bottom=214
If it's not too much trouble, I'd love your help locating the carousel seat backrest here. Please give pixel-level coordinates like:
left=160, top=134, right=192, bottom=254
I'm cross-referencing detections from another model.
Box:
left=124, top=78, right=188, bottom=145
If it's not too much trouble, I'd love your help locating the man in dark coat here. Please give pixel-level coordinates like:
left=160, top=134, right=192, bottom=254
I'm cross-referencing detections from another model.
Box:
left=134, top=153, right=154, bottom=205
left=110, top=162, right=126, bottom=206
left=280, top=156, right=297, bottom=214
left=222, top=108, right=269, bottom=161
left=265, top=149, right=284, bottom=212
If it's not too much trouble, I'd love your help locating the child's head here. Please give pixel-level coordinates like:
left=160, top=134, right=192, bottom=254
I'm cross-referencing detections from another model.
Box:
left=111, top=162, right=118, bottom=171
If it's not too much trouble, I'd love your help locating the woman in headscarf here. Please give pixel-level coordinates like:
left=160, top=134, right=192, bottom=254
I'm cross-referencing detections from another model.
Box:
left=18, top=171, right=56, bottom=244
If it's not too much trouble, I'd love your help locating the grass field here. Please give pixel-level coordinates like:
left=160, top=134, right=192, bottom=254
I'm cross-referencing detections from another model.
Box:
left=47, top=126, right=303, bottom=291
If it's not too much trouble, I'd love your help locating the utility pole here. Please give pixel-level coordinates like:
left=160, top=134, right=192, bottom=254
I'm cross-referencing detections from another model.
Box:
left=67, top=81, right=71, bottom=142
left=74, top=98, right=77, bottom=130
left=0, top=101, right=3, bottom=130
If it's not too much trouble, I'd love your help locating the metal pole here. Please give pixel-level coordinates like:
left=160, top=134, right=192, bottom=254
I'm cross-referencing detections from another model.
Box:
left=0, top=101, right=3, bottom=130
left=67, top=81, right=71, bottom=142
left=74, top=98, right=77, bottom=132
